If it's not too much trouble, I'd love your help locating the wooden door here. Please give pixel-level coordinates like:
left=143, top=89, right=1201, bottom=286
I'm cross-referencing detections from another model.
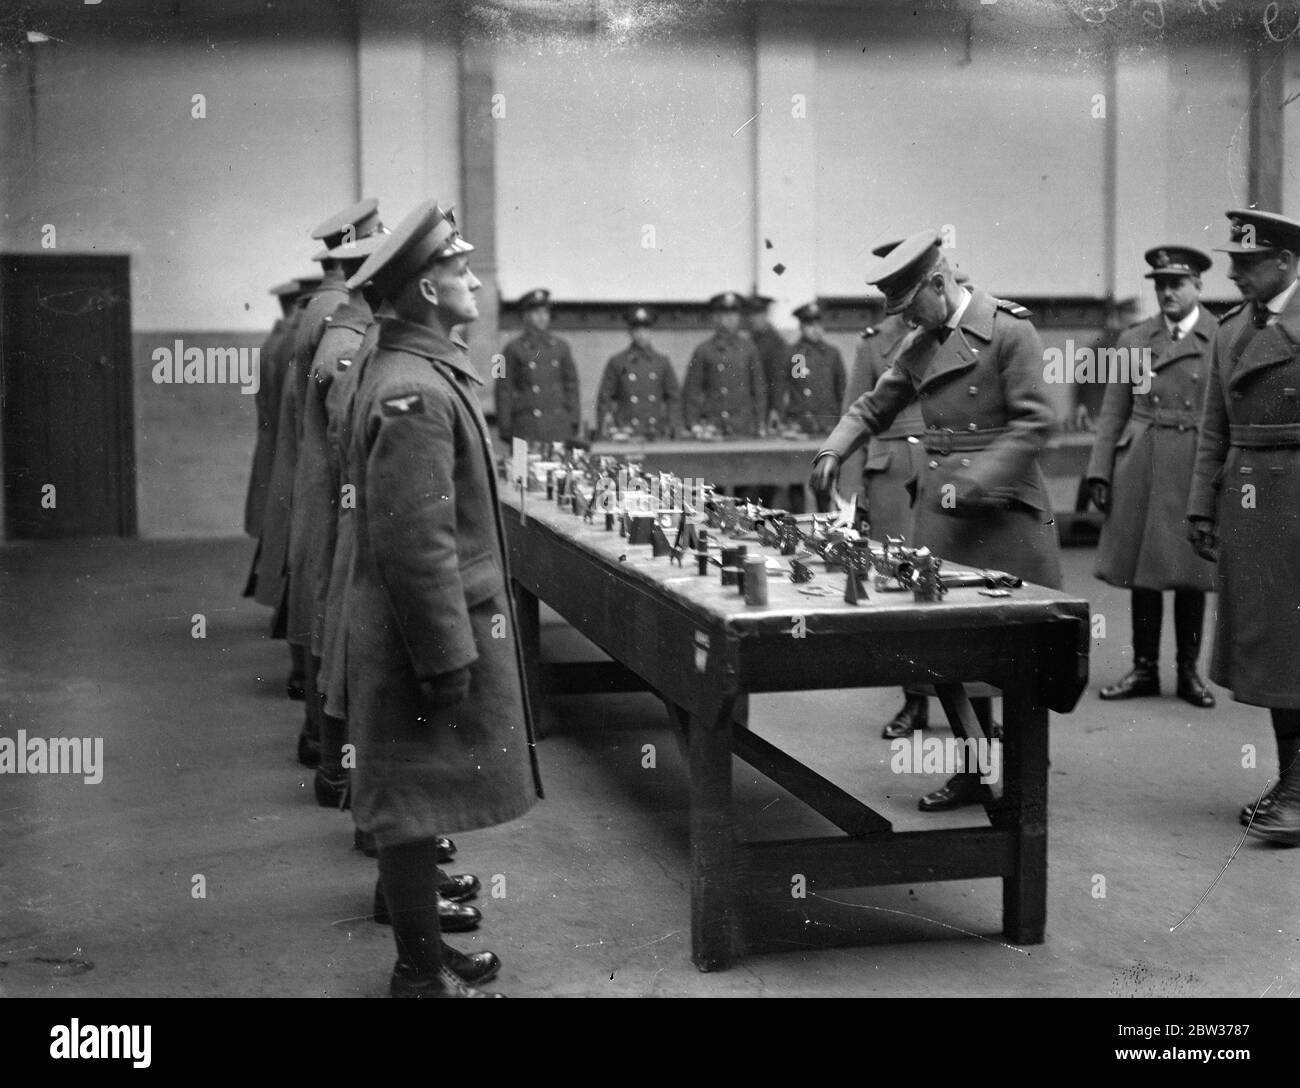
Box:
left=1, top=254, right=136, bottom=538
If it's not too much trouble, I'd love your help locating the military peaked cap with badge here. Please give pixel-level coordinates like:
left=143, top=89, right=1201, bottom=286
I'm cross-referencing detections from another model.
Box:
left=709, top=291, right=745, bottom=312
left=1214, top=209, right=1300, bottom=255
left=310, top=197, right=385, bottom=261
left=518, top=288, right=552, bottom=311
left=625, top=305, right=656, bottom=327
left=866, top=229, right=944, bottom=315
left=793, top=301, right=826, bottom=325
left=1144, top=245, right=1211, bottom=279
left=346, top=200, right=473, bottom=299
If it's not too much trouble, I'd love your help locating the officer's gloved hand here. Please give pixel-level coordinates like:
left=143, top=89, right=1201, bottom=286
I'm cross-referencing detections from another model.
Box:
left=419, top=667, right=471, bottom=709
left=810, top=452, right=841, bottom=494
left=1088, top=478, right=1111, bottom=514
left=1188, top=518, right=1218, bottom=563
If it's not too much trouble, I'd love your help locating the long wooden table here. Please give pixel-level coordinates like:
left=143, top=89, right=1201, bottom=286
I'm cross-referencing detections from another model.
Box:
left=588, top=434, right=1095, bottom=488
left=503, top=489, right=1090, bottom=970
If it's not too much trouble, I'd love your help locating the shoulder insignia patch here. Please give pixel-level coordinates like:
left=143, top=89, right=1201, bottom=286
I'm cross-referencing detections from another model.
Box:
left=336, top=357, right=352, bottom=371
left=860, top=325, right=878, bottom=339
left=995, top=298, right=1032, bottom=319
left=381, top=393, right=424, bottom=416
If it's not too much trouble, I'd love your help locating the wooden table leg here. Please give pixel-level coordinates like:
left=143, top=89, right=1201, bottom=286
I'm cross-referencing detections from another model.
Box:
left=512, top=579, right=547, bottom=740
left=689, top=694, right=739, bottom=972
left=1001, top=677, right=1048, bottom=944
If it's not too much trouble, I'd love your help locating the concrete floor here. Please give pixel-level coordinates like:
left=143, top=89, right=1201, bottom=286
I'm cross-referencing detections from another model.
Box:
left=1, top=537, right=1296, bottom=998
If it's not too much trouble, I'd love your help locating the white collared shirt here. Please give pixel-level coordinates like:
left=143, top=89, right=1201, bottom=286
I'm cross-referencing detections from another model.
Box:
left=946, top=287, right=973, bottom=331
left=1263, top=279, right=1300, bottom=324
left=1166, top=306, right=1199, bottom=341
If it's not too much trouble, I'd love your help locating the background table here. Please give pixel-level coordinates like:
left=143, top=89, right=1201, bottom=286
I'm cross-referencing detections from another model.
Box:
left=503, top=489, right=1090, bottom=970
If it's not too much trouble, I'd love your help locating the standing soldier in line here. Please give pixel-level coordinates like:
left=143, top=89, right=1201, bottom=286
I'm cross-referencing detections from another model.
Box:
left=292, top=230, right=388, bottom=807
left=594, top=305, right=680, bottom=440
left=747, top=293, right=791, bottom=433
left=254, top=273, right=319, bottom=700
left=812, top=229, right=1061, bottom=811
left=784, top=301, right=846, bottom=513
left=345, top=200, right=544, bottom=996
left=264, top=198, right=385, bottom=767
left=1188, top=209, right=1300, bottom=844
left=496, top=288, right=581, bottom=444
left=683, top=291, right=768, bottom=498
left=1087, top=246, right=1218, bottom=708
left=243, top=278, right=306, bottom=598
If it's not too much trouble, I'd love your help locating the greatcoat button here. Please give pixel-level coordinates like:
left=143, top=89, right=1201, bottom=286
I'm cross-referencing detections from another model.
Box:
left=968, top=386, right=978, bottom=395
left=532, top=409, right=542, bottom=417
left=968, top=422, right=978, bottom=431
left=928, top=460, right=939, bottom=469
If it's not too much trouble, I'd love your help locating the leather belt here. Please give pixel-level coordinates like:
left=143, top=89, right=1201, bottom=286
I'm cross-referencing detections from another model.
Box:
left=1229, top=422, right=1300, bottom=448
left=923, top=427, right=1008, bottom=455
left=876, top=427, right=926, bottom=443
left=1131, top=405, right=1198, bottom=430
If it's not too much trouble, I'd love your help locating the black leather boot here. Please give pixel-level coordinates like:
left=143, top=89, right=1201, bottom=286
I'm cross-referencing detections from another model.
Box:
left=882, top=692, right=929, bottom=739
left=918, top=772, right=984, bottom=812
left=374, top=877, right=483, bottom=931
left=1246, top=724, right=1300, bottom=844
left=1099, top=659, right=1160, bottom=700
left=1174, top=591, right=1215, bottom=708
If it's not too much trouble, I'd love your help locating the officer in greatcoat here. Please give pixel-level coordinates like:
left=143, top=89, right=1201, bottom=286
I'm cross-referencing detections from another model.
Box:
left=345, top=200, right=544, bottom=996
left=496, top=288, right=581, bottom=444
left=1188, top=209, right=1300, bottom=845
left=253, top=275, right=318, bottom=699
left=812, top=229, right=1061, bottom=811
left=1087, top=246, right=1218, bottom=708
left=242, top=278, right=307, bottom=598
left=594, top=305, right=680, bottom=440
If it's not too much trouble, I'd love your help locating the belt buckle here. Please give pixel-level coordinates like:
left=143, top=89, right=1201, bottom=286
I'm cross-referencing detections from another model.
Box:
left=933, top=429, right=953, bottom=456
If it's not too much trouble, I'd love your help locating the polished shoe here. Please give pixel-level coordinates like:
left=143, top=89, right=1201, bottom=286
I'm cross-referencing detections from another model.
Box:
left=313, top=767, right=348, bottom=809
left=390, top=962, right=504, bottom=998
left=437, top=872, right=481, bottom=903
left=882, top=696, right=928, bottom=739
left=287, top=674, right=305, bottom=701
left=918, top=773, right=984, bottom=812
left=441, top=944, right=501, bottom=985
left=1239, top=780, right=1286, bottom=827
left=1099, top=660, right=1159, bottom=700
left=435, top=835, right=457, bottom=864
left=373, top=881, right=483, bottom=931
left=1175, top=667, right=1215, bottom=708
left=1245, top=770, right=1300, bottom=845
left=297, top=729, right=320, bottom=768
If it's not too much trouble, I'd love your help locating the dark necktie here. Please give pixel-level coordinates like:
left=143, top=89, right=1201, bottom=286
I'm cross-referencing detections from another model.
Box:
left=1170, top=325, right=1182, bottom=342
left=935, top=326, right=953, bottom=345
left=1253, top=303, right=1271, bottom=329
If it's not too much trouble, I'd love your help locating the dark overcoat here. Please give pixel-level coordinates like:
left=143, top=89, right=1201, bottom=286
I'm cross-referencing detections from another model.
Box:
left=785, top=336, right=846, bottom=436
left=253, top=300, right=308, bottom=611
left=244, top=317, right=288, bottom=538
left=595, top=343, right=681, bottom=438
left=1087, top=309, right=1218, bottom=591
left=681, top=330, right=768, bottom=436
left=495, top=329, right=580, bottom=443
left=288, top=297, right=372, bottom=657
left=348, top=317, right=543, bottom=844
left=751, top=324, right=791, bottom=421
left=820, top=290, right=1062, bottom=589
left=840, top=315, right=927, bottom=541
left=319, top=317, right=381, bottom=719
left=1187, top=289, right=1300, bottom=708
